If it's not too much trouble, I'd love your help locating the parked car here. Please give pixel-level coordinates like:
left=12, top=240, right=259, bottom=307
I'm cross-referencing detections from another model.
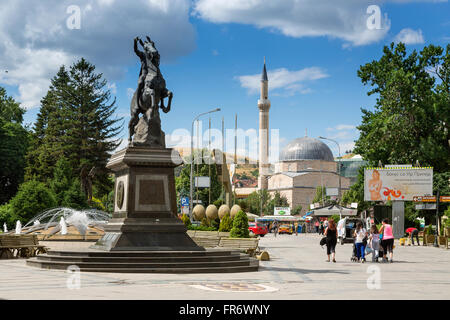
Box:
left=278, top=224, right=293, bottom=234
left=248, top=222, right=268, bottom=237
left=337, top=217, right=366, bottom=245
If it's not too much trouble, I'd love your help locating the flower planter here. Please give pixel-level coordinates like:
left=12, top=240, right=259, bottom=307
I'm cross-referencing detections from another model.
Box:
left=425, top=235, right=435, bottom=245
left=438, top=236, right=447, bottom=247
left=445, top=227, right=450, bottom=238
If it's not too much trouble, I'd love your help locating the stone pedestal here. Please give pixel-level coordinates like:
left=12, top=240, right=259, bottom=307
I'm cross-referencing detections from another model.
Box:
left=92, top=146, right=202, bottom=251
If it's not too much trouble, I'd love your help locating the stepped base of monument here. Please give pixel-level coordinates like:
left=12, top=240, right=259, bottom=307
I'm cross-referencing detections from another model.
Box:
left=26, top=249, right=259, bottom=273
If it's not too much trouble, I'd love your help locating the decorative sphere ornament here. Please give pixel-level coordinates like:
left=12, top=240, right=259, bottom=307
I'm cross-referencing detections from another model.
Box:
left=218, top=204, right=230, bottom=220
left=230, top=204, right=242, bottom=219
left=192, top=204, right=206, bottom=221
left=206, top=204, right=218, bottom=220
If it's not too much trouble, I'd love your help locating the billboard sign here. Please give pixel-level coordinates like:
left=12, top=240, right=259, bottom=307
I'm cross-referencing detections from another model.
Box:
left=326, top=187, right=338, bottom=196
left=274, top=207, right=291, bottom=216
left=195, top=176, right=210, bottom=188
left=364, top=167, right=433, bottom=201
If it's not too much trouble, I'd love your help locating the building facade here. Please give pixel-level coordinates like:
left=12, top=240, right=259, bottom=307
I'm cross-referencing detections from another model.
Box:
left=268, top=137, right=351, bottom=214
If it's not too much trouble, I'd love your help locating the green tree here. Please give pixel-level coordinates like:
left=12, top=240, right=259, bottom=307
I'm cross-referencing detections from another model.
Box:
left=312, top=186, right=330, bottom=206
left=50, top=157, right=73, bottom=205
left=25, top=59, right=122, bottom=199
left=292, top=205, right=303, bottom=215
left=62, top=178, right=88, bottom=209
left=341, top=168, right=372, bottom=213
left=7, top=180, right=57, bottom=225
left=219, top=213, right=233, bottom=232
left=355, top=42, right=450, bottom=172
left=230, top=210, right=250, bottom=238
left=175, top=149, right=222, bottom=206
left=0, top=87, right=30, bottom=205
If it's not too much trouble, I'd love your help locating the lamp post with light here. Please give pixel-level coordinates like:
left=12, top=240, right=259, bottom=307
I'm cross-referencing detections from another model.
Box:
left=319, top=136, right=342, bottom=219
left=189, top=108, right=221, bottom=218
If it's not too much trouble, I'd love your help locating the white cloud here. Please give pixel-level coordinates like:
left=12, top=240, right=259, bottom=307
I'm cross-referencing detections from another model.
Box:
left=107, top=82, right=117, bottom=95
left=127, top=88, right=135, bottom=100
left=237, top=67, right=328, bottom=95
left=340, top=142, right=356, bottom=154
left=0, top=0, right=195, bottom=109
left=194, top=0, right=391, bottom=46
left=327, top=124, right=356, bottom=131
left=394, top=28, right=425, bottom=44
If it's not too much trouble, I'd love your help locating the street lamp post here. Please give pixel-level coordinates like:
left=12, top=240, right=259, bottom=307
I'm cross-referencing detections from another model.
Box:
left=434, top=189, right=440, bottom=247
left=190, top=108, right=221, bottom=218
left=319, top=136, right=342, bottom=219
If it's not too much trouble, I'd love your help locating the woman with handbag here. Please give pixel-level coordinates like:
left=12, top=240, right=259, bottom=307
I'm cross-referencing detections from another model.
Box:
left=354, top=222, right=368, bottom=263
left=324, top=219, right=338, bottom=263
left=379, top=218, right=395, bottom=263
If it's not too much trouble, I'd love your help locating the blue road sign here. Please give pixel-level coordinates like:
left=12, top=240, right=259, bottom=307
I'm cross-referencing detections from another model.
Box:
left=181, top=197, right=189, bottom=206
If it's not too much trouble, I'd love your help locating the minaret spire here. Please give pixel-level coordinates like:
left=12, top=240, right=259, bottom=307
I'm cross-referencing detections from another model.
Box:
left=258, top=57, right=271, bottom=191
left=261, top=57, right=268, bottom=82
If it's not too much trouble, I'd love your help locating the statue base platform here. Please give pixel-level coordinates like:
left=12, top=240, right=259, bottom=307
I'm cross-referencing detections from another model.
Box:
left=91, top=146, right=202, bottom=251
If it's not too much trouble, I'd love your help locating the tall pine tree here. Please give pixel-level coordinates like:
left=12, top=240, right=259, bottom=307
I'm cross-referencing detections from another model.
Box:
left=25, top=58, right=122, bottom=199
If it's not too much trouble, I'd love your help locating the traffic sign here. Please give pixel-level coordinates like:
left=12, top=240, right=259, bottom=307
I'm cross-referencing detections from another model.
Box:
left=413, top=196, right=436, bottom=202
left=440, top=196, right=450, bottom=202
left=181, top=197, right=189, bottom=206
left=415, top=203, right=436, bottom=210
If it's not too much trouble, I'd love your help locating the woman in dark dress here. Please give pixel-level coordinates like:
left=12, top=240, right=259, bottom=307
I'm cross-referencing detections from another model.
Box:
left=324, top=219, right=338, bottom=262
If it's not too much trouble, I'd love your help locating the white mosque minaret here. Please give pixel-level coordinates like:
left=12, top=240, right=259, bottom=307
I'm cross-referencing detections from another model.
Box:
left=258, top=58, right=271, bottom=190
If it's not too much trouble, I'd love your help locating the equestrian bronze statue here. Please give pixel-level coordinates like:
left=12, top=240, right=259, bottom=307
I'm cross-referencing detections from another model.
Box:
left=128, top=36, right=173, bottom=147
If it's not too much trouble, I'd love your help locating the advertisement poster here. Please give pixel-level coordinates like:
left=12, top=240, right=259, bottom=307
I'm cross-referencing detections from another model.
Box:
left=274, top=207, right=291, bottom=216
left=364, top=167, right=433, bottom=201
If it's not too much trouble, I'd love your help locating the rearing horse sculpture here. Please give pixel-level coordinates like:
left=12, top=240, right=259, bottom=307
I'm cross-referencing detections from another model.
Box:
left=128, top=36, right=173, bottom=147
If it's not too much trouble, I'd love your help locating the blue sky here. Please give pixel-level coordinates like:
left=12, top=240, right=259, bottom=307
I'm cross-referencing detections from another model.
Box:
left=1, top=0, right=448, bottom=158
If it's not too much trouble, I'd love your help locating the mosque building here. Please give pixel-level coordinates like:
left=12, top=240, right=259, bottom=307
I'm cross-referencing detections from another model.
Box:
left=268, top=136, right=352, bottom=214
left=233, top=59, right=359, bottom=214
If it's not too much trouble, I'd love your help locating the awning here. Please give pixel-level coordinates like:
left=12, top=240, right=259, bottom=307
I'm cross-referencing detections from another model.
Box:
left=302, top=211, right=314, bottom=219
left=256, top=215, right=302, bottom=222
left=311, top=205, right=358, bottom=217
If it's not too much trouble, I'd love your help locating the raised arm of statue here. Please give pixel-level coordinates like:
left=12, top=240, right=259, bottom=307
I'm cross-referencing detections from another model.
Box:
left=134, top=37, right=144, bottom=60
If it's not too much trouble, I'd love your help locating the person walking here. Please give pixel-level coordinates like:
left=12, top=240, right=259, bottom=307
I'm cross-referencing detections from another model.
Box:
left=354, top=222, right=368, bottom=263
left=294, top=222, right=298, bottom=236
left=315, top=220, right=320, bottom=233
left=273, top=221, right=279, bottom=238
left=324, top=219, right=338, bottom=263
left=379, top=218, right=395, bottom=263
left=368, top=225, right=380, bottom=262
left=324, top=219, right=329, bottom=230
left=406, top=227, right=420, bottom=246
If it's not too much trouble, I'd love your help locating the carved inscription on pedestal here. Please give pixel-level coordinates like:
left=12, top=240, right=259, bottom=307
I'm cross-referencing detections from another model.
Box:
left=135, top=174, right=170, bottom=212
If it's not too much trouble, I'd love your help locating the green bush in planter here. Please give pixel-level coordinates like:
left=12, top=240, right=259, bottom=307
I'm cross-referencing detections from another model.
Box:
left=187, top=225, right=216, bottom=231
left=200, top=217, right=209, bottom=227
left=181, top=214, right=191, bottom=227
left=230, top=210, right=249, bottom=238
left=210, top=217, right=220, bottom=230
left=219, top=213, right=232, bottom=232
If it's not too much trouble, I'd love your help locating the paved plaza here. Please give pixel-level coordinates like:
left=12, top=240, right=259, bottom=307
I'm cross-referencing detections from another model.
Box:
left=0, top=234, right=449, bottom=300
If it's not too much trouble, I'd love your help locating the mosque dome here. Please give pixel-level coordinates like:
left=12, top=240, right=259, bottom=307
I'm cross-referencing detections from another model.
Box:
left=280, top=137, right=334, bottom=162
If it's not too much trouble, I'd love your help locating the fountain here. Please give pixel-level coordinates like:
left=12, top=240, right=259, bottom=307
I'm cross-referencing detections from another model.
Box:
left=59, top=217, right=68, bottom=235
left=15, top=221, right=21, bottom=234
left=22, top=207, right=110, bottom=240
